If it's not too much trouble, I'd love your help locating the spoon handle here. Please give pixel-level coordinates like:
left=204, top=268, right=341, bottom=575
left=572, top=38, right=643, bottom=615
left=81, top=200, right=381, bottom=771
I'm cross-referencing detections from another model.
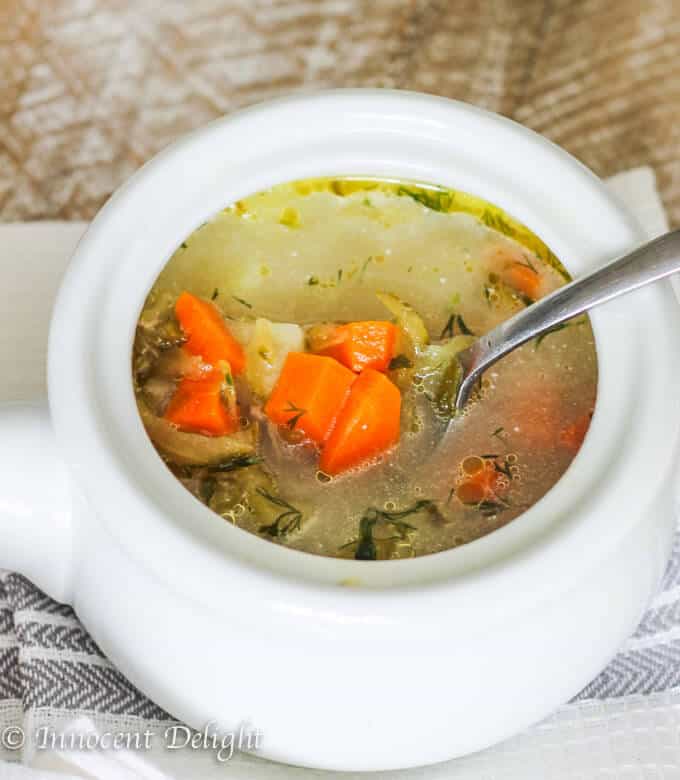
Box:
left=455, top=228, right=680, bottom=410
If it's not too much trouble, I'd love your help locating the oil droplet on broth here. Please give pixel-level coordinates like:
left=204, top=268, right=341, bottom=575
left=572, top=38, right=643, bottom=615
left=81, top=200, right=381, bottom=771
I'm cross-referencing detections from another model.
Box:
left=462, top=456, right=484, bottom=475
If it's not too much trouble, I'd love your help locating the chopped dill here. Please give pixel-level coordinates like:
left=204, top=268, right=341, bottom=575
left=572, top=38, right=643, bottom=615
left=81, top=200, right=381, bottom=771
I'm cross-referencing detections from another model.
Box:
left=232, top=296, right=253, bottom=309
left=354, top=517, right=378, bottom=560
left=180, top=241, right=188, bottom=249
left=397, top=185, right=452, bottom=213
left=480, top=209, right=516, bottom=239
left=534, top=322, right=569, bottom=349
left=440, top=314, right=455, bottom=339
left=389, top=354, right=413, bottom=370
left=492, top=426, right=507, bottom=443
left=208, top=454, right=263, bottom=474
left=342, top=500, right=442, bottom=560
left=199, top=476, right=216, bottom=504
left=493, top=459, right=513, bottom=480
left=284, top=401, right=307, bottom=430
left=440, top=313, right=474, bottom=339
left=256, top=489, right=303, bottom=538
left=519, top=254, right=537, bottom=273
left=457, top=314, right=473, bottom=335
left=477, top=498, right=510, bottom=518
left=359, top=256, right=373, bottom=281
left=307, top=275, right=319, bottom=286
left=211, top=288, right=219, bottom=300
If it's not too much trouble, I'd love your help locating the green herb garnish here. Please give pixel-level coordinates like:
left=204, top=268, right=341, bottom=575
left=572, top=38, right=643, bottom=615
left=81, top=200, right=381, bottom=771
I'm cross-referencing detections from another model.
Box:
left=480, top=209, right=516, bottom=238
left=359, top=256, right=373, bottom=282
left=180, top=241, right=188, bottom=249
left=343, top=500, right=441, bottom=560
left=208, top=455, right=263, bottom=474
left=534, top=322, right=569, bottom=349
left=211, top=288, right=219, bottom=300
left=307, top=275, right=320, bottom=286
left=440, top=314, right=455, bottom=339
left=493, top=458, right=513, bottom=480
left=516, top=292, right=534, bottom=307
left=256, top=489, right=303, bottom=538
left=199, top=476, right=217, bottom=504
left=389, top=354, right=413, bottom=370
left=284, top=401, right=306, bottom=430
left=440, top=313, right=474, bottom=339
left=354, top=516, right=377, bottom=560
left=397, top=185, right=453, bottom=213
left=519, top=255, right=537, bottom=273
left=232, top=296, right=253, bottom=309
left=477, top=498, right=510, bottom=517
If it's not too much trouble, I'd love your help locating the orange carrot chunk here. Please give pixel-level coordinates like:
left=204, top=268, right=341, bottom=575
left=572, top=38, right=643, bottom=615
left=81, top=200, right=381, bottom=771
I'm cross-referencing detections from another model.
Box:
left=165, top=369, right=239, bottom=436
left=559, top=413, right=592, bottom=451
left=265, top=352, right=356, bottom=445
left=320, top=369, right=401, bottom=475
left=501, top=261, right=541, bottom=301
left=175, top=291, right=246, bottom=374
left=456, top=460, right=509, bottom=505
left=317, top=321, right=397, bottom=373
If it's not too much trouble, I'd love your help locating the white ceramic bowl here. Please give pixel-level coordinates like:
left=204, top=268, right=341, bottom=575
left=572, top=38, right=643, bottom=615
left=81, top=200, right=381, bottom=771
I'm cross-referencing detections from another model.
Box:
left=2, top=90, right=680, bottom=772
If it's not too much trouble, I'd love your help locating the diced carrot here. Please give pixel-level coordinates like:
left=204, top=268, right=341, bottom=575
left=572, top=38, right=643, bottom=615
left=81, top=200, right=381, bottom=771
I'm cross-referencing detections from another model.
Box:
left=175, top=292, right=246, bottom=374
left=316, top=321, right=397, bottom=373
left=165, top=368, right=239, bottom=436
left=320, top=369, right=401, bottom=475
left=500, top=261, right=541, bottom=301
left=456, top=458, right=509, bottom=505
left=265, top=352, right=356, bottom=445
left=559, top=413, right=592, bottom=451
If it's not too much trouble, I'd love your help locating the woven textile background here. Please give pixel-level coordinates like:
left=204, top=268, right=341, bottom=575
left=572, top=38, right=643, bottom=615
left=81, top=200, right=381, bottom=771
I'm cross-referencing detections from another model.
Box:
left=1, top=0, right=680, bottom=225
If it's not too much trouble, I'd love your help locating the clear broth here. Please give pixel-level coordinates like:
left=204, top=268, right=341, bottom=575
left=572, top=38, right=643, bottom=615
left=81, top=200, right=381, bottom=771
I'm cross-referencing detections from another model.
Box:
left=133, top=178, right=597, bottom=560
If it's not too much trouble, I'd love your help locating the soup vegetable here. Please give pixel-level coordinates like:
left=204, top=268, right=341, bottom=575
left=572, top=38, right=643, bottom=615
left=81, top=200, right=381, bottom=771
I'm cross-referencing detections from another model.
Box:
left=133, top=178, right=597, bottom=560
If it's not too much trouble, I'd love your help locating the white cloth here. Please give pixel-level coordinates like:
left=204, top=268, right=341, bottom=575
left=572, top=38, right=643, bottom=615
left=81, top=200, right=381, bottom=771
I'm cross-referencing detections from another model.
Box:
left=1, top=167, right=679, bottom=779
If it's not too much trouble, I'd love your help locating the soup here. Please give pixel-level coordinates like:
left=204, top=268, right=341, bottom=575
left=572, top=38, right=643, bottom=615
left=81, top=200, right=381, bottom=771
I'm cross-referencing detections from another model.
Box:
left=133, top=178, right=597, bottom=560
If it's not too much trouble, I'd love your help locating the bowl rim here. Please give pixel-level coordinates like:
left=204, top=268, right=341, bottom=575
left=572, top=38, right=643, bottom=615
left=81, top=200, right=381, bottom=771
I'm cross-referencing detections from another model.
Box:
left=48, top=88, right=680, bottom=638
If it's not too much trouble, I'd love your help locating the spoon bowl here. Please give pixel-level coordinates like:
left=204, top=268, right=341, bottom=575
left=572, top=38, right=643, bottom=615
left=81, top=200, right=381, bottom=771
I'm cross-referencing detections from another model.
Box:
left=454, top=228, right=680, bottom=412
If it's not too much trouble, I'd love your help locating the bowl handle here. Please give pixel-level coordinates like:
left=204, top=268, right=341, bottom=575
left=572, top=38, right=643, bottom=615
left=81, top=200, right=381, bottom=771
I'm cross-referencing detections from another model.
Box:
left=0, top=402, right=74, bottom=604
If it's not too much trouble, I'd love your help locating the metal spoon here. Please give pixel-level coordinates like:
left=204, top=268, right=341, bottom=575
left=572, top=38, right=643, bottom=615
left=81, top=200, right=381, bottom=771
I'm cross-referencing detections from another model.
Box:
left=454, top=228, right=680, bottom=412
